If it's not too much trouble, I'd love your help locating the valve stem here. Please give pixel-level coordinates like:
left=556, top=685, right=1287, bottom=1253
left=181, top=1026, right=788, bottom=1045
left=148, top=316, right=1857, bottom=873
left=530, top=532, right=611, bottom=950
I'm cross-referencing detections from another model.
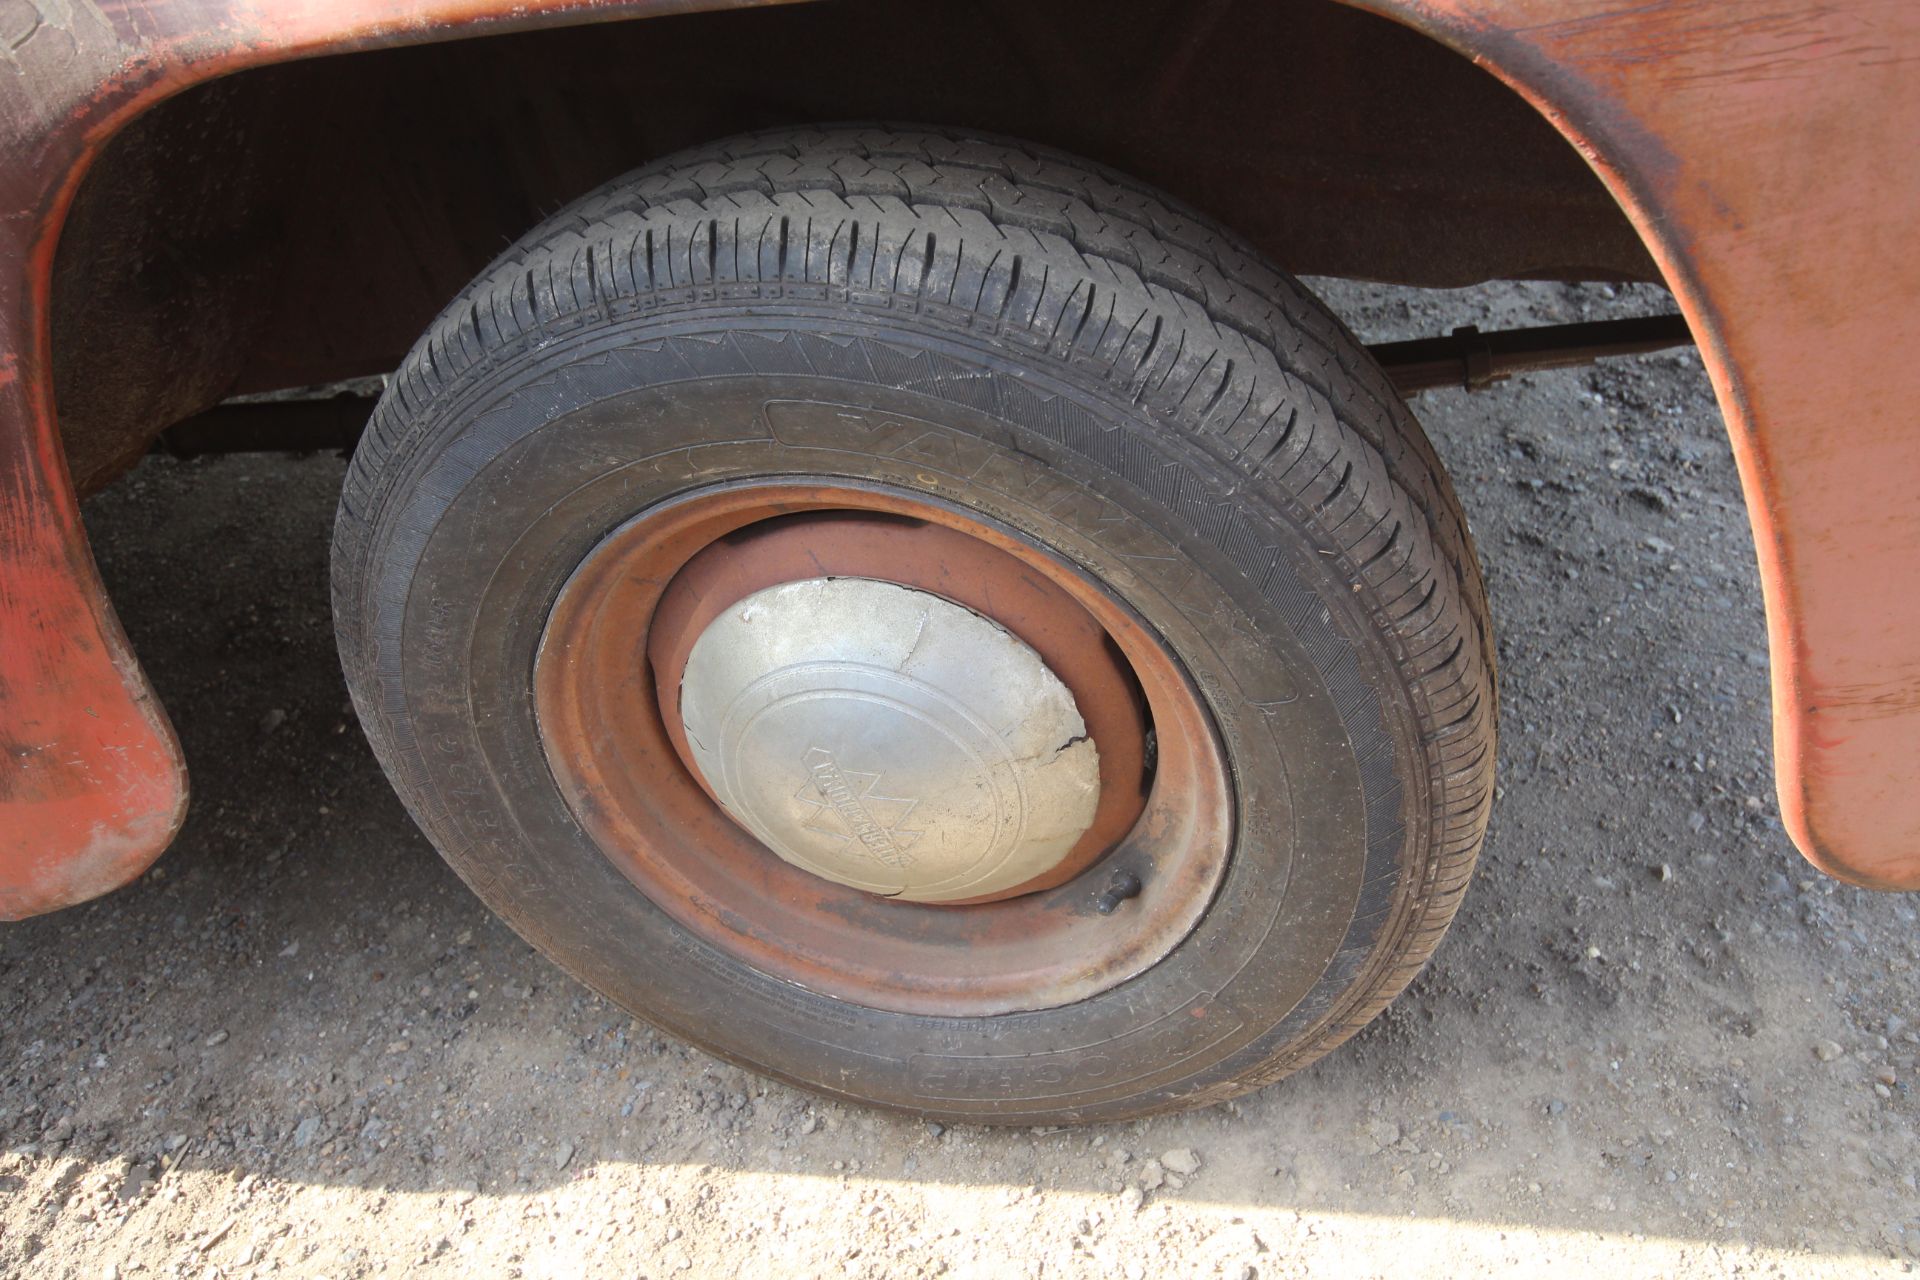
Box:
left=1094, top=870, right=1144, bottom=915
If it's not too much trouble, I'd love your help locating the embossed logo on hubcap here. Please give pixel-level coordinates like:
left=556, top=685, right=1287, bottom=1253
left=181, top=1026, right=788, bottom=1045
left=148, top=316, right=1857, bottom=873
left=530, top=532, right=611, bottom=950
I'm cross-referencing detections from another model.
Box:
left=796, top=746, right=921, bottom=868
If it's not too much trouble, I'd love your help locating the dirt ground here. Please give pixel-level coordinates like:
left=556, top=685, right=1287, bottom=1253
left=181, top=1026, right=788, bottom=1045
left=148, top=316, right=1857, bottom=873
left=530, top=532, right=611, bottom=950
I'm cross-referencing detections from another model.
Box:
left=4, top=279, right=1916, bottom=1279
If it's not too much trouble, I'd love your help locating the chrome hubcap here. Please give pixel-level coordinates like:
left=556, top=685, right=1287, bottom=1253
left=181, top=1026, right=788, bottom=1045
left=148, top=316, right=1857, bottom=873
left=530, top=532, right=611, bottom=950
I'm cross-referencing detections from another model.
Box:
left=677, top=577, right=1102, bottom=902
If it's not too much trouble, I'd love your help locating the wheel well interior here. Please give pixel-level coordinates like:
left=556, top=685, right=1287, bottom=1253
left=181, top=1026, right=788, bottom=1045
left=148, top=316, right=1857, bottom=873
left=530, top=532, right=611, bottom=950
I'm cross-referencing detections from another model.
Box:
left=51, top=0, right=1655, bottom=493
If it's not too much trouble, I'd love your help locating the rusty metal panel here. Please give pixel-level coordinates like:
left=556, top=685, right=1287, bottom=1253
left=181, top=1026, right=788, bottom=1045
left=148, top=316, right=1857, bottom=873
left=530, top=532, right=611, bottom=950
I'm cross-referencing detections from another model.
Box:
left=1355, top=0, right=1920, bottom=889
left=0, top=0, right=798, bottom=918
left=0, top=2, right=185, bottom=919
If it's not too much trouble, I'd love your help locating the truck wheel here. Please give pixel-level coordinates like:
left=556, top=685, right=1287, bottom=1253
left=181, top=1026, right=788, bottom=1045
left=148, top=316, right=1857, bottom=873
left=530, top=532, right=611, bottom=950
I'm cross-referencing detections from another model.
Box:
left=331, top=127, right=1495, bottom=1123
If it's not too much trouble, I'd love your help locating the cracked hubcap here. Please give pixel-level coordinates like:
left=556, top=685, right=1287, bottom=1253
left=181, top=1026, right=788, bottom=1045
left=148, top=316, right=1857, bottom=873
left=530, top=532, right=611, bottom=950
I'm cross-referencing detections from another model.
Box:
left=678, top=577, right=1102, bottom=902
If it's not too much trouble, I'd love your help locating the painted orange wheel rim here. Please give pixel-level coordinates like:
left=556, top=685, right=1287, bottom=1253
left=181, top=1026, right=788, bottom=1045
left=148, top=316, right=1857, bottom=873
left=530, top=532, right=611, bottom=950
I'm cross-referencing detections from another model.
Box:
left=533, top=479, right=1232, bottom=1017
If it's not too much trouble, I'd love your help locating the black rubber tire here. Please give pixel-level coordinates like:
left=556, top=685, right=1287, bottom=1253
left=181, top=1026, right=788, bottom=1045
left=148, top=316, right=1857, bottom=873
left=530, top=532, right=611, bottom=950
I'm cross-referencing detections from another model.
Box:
left=332, top=126, right=1496, bottom=1124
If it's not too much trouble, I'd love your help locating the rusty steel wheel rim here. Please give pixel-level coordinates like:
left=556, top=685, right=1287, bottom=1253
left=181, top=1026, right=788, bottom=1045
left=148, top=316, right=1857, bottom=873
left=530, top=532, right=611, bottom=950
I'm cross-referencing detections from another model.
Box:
left=532, top=479, right=1232, bottom=1017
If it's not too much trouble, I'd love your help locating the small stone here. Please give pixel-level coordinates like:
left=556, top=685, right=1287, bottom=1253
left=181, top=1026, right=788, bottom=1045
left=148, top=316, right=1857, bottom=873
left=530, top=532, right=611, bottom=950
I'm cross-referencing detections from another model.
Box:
left=1874, top=1083, right=1893, bottom=1100
left=117, top=1162, right=153, bottom=1203
left=924, top=1122, right=945, bottom=1139
left=1160, top=1147, right=1202, bottom=1176
left=649, top=1196, right=670, bottom=1216
left=1118, top=1185, right=1145, bottom=1213
left=203, top=1029, right=229, bottom=1048
left=1654, top=863, right=1673, bottom=882
left=1812, top=1039, right=1844, bottom=1063
left=554, top=1142, right=574, bottom=1170
left=278, top=942, right=299, bottom=958
left=1138, top=1160, right=1166, bottom=1191
left=258, top=708, right=287, bottom=735
left=292, top=1117, right=321, bottom=1150
left=799, top=1114, right=820, bottom=1135
left=1545, top=1099, right=1566, bottom=1116
left=1875, top=1066, right=1897, bottom=1087
left=1366, top=1119, right=1401, bottom=1150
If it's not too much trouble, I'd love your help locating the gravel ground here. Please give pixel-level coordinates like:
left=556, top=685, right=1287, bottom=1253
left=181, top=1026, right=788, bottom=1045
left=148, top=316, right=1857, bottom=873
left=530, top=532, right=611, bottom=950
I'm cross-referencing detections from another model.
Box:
left=3, top=280, right=1916, bottom=1279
